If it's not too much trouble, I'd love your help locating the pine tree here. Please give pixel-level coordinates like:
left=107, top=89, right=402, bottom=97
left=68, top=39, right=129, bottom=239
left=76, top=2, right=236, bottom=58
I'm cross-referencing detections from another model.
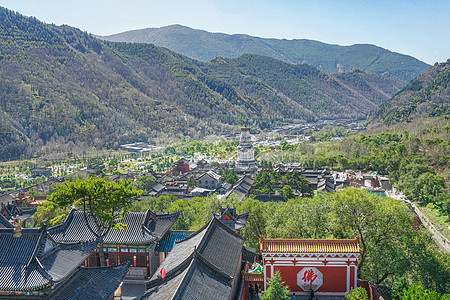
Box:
left=261, top=271, right=290, bottom=300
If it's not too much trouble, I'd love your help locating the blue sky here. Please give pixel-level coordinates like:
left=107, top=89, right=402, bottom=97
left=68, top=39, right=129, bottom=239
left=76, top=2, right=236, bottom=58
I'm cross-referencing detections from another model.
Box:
left=0, top=0, right=448, bottom=64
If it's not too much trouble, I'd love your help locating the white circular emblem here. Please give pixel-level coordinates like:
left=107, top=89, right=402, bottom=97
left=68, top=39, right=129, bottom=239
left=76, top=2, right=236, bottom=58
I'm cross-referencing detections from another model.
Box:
left=297, top=267, right=323, bottom=291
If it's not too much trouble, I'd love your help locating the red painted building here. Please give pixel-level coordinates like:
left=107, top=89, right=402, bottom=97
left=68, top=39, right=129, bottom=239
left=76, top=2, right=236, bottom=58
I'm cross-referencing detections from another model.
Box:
left=259, top=237, right=361, bottom=299
left=171, top=158, right=190, bottom=175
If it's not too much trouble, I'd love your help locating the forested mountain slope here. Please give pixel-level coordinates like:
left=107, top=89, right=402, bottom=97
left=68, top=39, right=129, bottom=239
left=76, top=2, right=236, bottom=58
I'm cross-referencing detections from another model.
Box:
left=101, top=24, right=429, bottom=82
left=0, top=7, right=404, bottom=160
left=197, top=55, right=405, bottom=124
left=369, top=62, right=450, bottom=125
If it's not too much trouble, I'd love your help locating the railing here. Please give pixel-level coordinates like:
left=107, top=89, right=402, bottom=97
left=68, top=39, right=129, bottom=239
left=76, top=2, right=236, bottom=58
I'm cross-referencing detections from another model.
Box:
left=242, top=271, right=264, bottom=282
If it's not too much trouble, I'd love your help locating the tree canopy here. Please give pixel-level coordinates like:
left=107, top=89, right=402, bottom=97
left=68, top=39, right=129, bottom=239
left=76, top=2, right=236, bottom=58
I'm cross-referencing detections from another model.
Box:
left=49, top=177, right=142, bottom=265
left=131, top=188, right=449, bottom=294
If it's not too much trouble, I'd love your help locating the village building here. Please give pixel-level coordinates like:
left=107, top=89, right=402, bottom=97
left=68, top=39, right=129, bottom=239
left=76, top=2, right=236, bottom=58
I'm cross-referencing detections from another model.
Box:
left=217, top=182, right=233, bottom=194
left=171, top=158, right=190, bottom=175
left=1, top=201, right=36, bottom=227
left=30, top=167, right=52, bottom=178
left=253, top=194, right=287, bottom=202
left=212, top=206, right=249, bottom=233
left=193, top=159, right=209, bottom=171
left=190, top=187, right=214, bottom=197
left=0, top=193, right=14, bottom=206
left=243, top=237, right=361, bottom=299
left=197, top=170, right=222, bottom=190
left=160, top=185, right=189, bottom=199
left=141, top=218, right=255, bottom=300
left=0, top=225, right=128, bottom=299
left=270, top=165, right=336, bottom=193
left=236, top=126, right=258, bottom=173
left=148, top=182, right=166, bottom=197
left=299, top=168, right=335, bottom=191
left=225, top=175, right=254, bottom=198
left=48, top=209, right=180, bottom=278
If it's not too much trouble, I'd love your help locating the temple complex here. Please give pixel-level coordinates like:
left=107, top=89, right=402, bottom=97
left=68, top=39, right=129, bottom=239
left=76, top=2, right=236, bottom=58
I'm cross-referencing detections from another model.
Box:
left=236, top=126, right=258, bottom=173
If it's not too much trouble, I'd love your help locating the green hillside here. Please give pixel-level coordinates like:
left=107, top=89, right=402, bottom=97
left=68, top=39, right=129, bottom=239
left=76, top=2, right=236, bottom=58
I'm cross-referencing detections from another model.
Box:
left=102, top=24, right=429, bottom=82
left=198, top=55, right=406, bottom=121
left=370, top=62, right=450, bottom=125
left=0, top=7, right=404, bottom=160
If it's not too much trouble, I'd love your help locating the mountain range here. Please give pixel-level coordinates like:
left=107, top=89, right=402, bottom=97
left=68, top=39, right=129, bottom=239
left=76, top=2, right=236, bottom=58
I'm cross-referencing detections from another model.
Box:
left=0, top=7, right=437, bottom=161
left=370, top=62, right=450, bottom=124
left=101, top=24, right=429, bottom=82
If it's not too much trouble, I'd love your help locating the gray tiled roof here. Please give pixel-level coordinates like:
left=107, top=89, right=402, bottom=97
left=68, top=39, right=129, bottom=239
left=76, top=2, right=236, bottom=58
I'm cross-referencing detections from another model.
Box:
left=197, top=171, right=222, bottom=182
left=144, top=218, right=244, bottom=299
left=151, top=222, right=208, bottom=279
left=49, top=209, right=179, bottom=246
left=198, top=219, right=243, bottom=278
left=175, top=260, right=231, bottom=300
left=0, top=213, right=13, bottom=228
left=48, top=265, right=129, bottom=300
left=242, top=246, right=257, bottom=264
left=40, top=241, right=97, bottom=282
left=212, top=206, right=249, bottom=231
left=141, top=266, right=189, bottom=300
left=142, top=251, right=232, bottom=300
left=0, top=194, right=14, bottom=205
left=151, top=183, right=166, bottom=193
left=253, top=194, right=287, bottom=202
left=226, top=175, right=254, bottom=198
left=0, top=227, right=95, bottom=291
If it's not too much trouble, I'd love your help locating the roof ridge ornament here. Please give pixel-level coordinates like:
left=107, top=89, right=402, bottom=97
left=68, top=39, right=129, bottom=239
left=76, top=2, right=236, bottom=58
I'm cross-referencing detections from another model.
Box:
left=13, top=217, right=22, bottom=238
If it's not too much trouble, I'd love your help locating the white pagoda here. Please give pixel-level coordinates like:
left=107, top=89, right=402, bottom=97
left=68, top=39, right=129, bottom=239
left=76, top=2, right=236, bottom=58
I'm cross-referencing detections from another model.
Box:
left=236, top=126, right=258, bottom=173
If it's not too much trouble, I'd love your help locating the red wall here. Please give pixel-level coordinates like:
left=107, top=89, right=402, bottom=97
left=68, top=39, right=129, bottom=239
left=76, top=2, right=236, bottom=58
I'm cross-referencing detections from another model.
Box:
left=271, top=265, right=348, bottom=293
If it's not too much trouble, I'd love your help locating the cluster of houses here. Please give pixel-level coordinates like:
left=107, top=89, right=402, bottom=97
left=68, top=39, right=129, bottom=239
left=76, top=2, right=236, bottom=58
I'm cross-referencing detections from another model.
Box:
left=0, top=127, right=397, bottom=299
left=0, top=199, right=391, bottom=299
left=145, top=158, right=255, bottom=200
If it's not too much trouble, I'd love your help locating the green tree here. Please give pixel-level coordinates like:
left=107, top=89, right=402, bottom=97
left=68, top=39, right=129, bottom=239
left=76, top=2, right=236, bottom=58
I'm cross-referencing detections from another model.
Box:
left=441, top=195, right=450, bottom=217
left=412, top=173, right=445, bottom=205
left=187, top=175, right=197, bottom=188
left=396, top=284, right=446, bottom=300
left=265, top=197, right=332, bottom=239
left=31, top=201, right=70, bottom=226
left=238, top=198, right=267, bottom=249
left=261, top=271, right=290, bottom=300
left=49, top=178, right=142, bottom=266
left=220, top=167, right=238, bottom=184
left=329, top=188, right=415, bottom=284
left=281, top=185, right=294, bottom=199
left=130, top=194, right=178, bottom=213
left=132, top=175, right=157, bottom=191
left=253, top=170, right=274, bottom=194
left=345, top=287, right=369, bottom=300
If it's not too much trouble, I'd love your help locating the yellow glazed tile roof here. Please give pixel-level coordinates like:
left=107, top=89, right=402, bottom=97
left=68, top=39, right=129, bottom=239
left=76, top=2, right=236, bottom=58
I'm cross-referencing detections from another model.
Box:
left=259, top=237, right=361, bottom=253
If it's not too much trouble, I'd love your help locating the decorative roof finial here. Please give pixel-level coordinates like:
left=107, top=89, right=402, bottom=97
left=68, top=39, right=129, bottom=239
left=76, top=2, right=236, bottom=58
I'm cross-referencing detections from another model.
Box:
left=13, top=217, right=22, bottom=238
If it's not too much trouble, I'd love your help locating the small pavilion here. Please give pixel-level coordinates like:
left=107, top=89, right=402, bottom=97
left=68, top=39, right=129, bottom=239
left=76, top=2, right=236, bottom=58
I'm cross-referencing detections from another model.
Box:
left=212, top=206, right=249, bottom=234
